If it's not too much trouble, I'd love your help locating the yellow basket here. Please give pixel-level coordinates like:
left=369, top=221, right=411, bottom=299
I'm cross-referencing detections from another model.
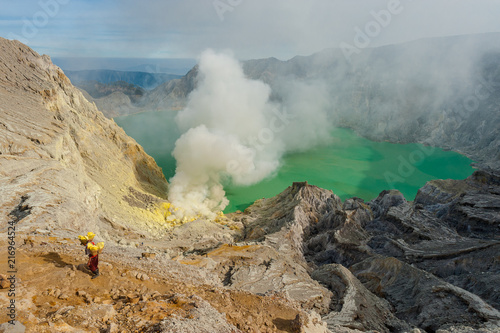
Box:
left=87, top=242, right=104, bottom=255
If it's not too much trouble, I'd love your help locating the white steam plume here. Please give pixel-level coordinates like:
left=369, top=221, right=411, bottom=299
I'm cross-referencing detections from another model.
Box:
left=168, top=49, right=332, bottom=220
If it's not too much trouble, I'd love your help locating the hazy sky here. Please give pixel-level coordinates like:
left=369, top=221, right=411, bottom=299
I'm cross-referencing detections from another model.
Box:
left=1, top=0, right=500, bottom=60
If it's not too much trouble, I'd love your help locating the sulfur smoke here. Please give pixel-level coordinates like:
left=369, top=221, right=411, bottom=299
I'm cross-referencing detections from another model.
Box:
left=168, top=49, right=332, bottom=220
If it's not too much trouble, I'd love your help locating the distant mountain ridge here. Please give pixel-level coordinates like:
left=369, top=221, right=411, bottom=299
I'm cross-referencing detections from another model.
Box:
left=65, top=69, right=182, bottom=90
left=52, top=56, right=196, bottom=75
left=76, top=80, right=144, bottom=101
left=80, top=66, right=198, bottom=117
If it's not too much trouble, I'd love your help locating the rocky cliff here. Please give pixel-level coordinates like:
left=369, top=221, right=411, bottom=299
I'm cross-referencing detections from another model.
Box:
left=1, top=38, right=499, bottom=333
left=0, top=37, right=169, bottom=239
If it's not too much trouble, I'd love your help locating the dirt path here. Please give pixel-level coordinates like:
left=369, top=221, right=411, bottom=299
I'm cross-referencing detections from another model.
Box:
left=0, top=233, right=303, bottom=332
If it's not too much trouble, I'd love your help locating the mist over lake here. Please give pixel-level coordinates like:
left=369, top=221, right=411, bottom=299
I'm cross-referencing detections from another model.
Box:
left=115, top=111, right=475, bottom=213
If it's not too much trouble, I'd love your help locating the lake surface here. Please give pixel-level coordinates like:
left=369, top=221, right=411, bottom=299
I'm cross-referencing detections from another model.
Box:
left=115, top=111, right=475, bottom=213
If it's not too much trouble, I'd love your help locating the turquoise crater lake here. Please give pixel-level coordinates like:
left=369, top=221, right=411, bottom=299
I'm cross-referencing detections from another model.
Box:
left=115, top=111, right=475, bottom=213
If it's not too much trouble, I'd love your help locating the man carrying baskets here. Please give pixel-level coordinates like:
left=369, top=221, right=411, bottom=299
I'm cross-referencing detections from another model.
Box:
left=78, top=232, right=104, bottom=279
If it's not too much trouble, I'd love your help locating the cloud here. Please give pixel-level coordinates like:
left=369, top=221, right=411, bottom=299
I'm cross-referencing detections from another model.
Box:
left=2, top=1, right=500, bottom=59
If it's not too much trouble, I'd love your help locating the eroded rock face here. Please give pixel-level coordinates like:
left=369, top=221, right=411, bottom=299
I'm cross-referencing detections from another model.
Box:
left=0, top=38, right=169, bottom=237
left=416, top=169, right=500, bottom=237
left=226, top=182, right=340, bottom=314
left=223, top=174, right=499, bottom=332
left=148, top=165, right=499, bottom=332
left=311, top=264, right=409, bottom=332
left=297, top=171, right=500, bottom=332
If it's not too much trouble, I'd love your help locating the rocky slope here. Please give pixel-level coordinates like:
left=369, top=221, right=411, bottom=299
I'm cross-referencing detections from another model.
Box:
left=0, top=37, right=170, bottom=238
left=1, top=38, right=499, bottom=333
left=135, top=65, right=198, bottom=112
left=0, top=234, right=322, bottom=333
left=2, top=173, right=499, bottom=332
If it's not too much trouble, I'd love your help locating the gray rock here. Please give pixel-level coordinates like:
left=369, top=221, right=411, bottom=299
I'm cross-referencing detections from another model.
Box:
left=155, top=295, right=241, bottom=333
left=0, top=321, right=25, bottom=333
left=312, top=264, right=409, bottom=333
left=235, top=172, right=500, bottom=332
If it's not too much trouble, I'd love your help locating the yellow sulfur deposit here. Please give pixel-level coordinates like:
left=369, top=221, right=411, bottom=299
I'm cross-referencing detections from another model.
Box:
left=157, top=201, right=212, bottom=227
left=155, top=201, right=175, bottom=220
left=214, top=211, right=226, bottom=223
